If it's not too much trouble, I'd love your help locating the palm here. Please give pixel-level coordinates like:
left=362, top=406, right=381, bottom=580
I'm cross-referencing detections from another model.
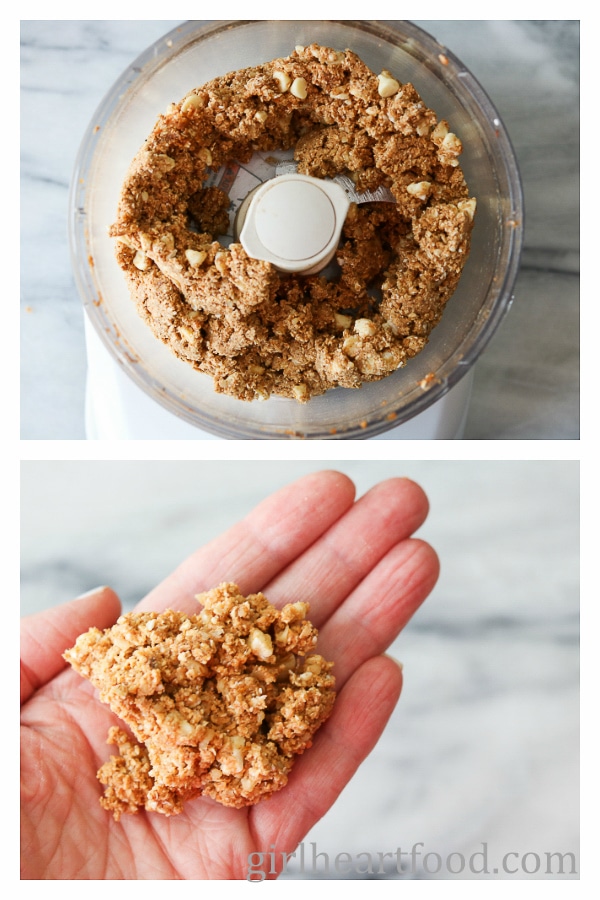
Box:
left=22, top=675, right=259, bottom=877
left=21, top=472, right=439, bottom=879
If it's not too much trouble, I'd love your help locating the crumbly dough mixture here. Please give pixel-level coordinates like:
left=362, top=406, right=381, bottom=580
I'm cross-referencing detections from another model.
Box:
left=110, top=44, right=476, bottom=402
left=63, top=583, right=335, bottom=818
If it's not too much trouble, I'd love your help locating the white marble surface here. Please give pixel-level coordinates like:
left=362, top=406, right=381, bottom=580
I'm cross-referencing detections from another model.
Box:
left=20, top=460, right=579, bottom=879
left=20, top=20, right=579, bottom=440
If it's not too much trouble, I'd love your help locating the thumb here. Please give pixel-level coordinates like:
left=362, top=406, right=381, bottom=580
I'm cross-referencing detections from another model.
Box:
left=20, top=586, right=121, bottom=705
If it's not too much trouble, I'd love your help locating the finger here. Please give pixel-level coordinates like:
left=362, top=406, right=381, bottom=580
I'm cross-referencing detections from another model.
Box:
left=263, top=478, right=431, bottom=626
left=317, top=538, right=439, bottom=689
left=250, top=654, right=403, bottom=859
left=135, top=470, right=356, bottom=614
left=20, top=587, right=121, bottom=705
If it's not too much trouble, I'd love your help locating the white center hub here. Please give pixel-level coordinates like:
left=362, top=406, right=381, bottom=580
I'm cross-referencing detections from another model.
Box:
left=238, top=173, right=350, bottom=275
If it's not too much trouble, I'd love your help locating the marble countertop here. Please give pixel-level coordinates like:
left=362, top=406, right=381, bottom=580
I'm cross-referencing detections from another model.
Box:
left=20, top=459, right=579, bottom=878
left=20, top=20, right=579, bottom=440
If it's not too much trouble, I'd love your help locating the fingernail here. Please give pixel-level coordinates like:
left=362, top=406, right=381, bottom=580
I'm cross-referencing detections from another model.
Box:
left=384, top=653, right=404, bottom=672
left=76, top=586, right=110, bottom=599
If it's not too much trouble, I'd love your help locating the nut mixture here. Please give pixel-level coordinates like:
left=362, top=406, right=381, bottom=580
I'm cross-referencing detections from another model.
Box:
left=110, top=43, right=476, bottom=402
left=63, top=583, right=335, bottom=818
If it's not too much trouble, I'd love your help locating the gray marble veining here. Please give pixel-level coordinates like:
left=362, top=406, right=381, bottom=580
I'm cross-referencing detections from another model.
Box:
left=20, top=20, right=579, bottom=439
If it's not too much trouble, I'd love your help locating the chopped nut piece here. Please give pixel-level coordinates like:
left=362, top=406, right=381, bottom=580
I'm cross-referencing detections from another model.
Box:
left=153, top=153, right=176, bottom=171
left=275, top=625, right=290, bottom=645
left=248, top=628, right=274, bottom=659
left=377, top=70, right=401, bottom=98
left=133, top=249, right=148, bottom=271
left=214, top=251, right=228, bottom=275
left=290, top=77, right=308, bottom=99
left=292, top=383, right=309, bottom=401
left=273, top=70, right=291, bottom=92
left=178, top=325, right=195, bottom=342
left=185, top=248, right=207, bottom=267
left=457, top=198, right=477, bottom=221
left=334, top=312, right=353, bottom=330
left=442, top=132, right=462, bottom=153
left=181, top=93, right=204, bottom=112
left=330, top=87, right=350, bottom=100
left=342, top=334, right=361, bottom=357
left=406, top=181, right=432, bottom=201
left=432, top=120, right=449, bottom=142
left=354, top=318, right=377, bottom=338
left=158, top=232, right=175, bottom=252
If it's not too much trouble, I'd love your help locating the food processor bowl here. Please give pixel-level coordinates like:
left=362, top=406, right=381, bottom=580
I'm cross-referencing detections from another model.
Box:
left=69, top=20, right=524, bottom=439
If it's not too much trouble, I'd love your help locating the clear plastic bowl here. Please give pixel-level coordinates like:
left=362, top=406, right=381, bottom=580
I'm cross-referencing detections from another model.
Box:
left=69, top=20, right=524, bottom=439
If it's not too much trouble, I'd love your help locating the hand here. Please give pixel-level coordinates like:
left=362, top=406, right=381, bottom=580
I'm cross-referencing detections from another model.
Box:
left=20, top=470, right=439, bottom=879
